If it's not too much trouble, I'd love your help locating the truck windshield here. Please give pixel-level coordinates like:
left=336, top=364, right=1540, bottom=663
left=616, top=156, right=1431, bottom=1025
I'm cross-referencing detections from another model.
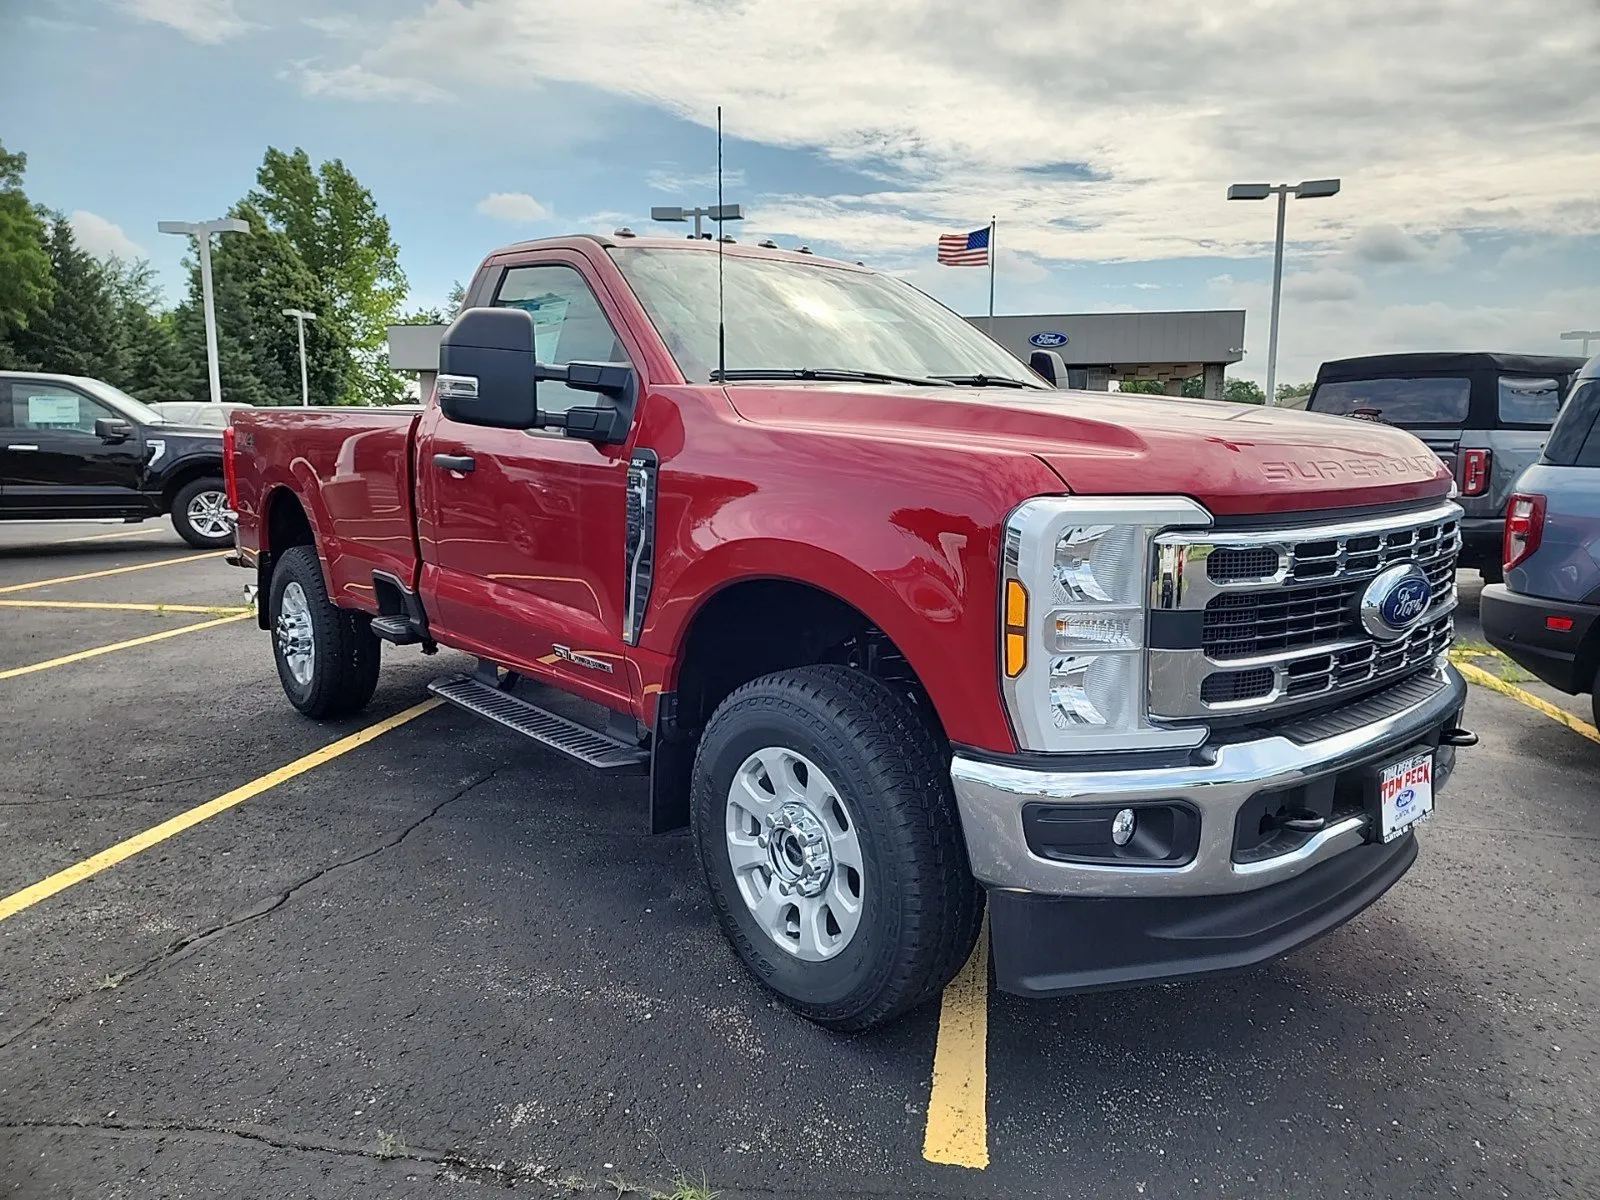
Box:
left=609, top=246, right=1044, bottom=388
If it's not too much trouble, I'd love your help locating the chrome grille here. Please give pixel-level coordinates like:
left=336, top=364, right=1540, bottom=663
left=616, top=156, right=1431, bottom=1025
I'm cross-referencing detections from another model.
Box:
left=1148, top=500, right=1461, bottom=721
left=1202, top=554, right=1456, bottom=659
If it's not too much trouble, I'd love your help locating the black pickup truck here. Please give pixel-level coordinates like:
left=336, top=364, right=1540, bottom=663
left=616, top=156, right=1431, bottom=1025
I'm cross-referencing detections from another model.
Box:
left=0, top=371, right=233, bottom=548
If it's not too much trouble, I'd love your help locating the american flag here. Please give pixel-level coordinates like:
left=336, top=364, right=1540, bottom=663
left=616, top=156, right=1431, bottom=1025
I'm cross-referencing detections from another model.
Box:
left=937, top=226, right=990, bottom=266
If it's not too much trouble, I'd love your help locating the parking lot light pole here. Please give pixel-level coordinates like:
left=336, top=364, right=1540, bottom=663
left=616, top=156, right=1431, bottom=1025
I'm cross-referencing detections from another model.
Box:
left=158, top=218, right=251, bottom=404
left=282, top=308, right=316, bottom=406
left=1560, top=330, right=1600, bottom=357
left=1227, top=179, right=1341, bottom=405
left=650, top=203, right=744, bottom=240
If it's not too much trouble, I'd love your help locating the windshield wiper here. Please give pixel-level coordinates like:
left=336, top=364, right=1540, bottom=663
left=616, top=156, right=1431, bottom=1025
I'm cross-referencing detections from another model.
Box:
left=712, top=367, right=951, bottom=388
left=932, top=374, right=1037, bottom=389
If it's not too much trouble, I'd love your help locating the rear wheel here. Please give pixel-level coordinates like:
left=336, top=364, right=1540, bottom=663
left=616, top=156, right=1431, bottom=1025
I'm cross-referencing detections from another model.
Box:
left=171, top=477, right=233, bottom=549
left=691, top=665, right=982, bottom=1031
left=269, top=544, right=381, bottom=718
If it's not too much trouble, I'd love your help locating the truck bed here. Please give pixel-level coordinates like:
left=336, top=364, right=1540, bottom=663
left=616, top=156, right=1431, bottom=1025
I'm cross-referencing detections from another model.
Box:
left=232, top=406, right=424, bottom=612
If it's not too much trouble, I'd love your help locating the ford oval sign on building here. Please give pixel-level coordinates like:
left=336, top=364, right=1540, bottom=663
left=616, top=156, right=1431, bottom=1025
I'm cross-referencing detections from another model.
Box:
left=1029, top=331, right=1069, bottom=348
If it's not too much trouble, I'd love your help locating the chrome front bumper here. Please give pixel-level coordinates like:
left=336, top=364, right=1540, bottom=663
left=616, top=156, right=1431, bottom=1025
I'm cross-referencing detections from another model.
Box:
left=951, top=663, right=1467, bottom=898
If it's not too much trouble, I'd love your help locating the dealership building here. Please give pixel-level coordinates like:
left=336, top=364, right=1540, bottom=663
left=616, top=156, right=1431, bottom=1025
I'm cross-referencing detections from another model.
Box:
left=970, top=310, right=1247, bottom=398
left=391, top=307, right=1247, bottom=399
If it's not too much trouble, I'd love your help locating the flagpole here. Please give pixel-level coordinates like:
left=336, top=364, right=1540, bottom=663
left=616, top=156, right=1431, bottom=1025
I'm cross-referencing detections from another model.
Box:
left=987, top=215, right=996, bottom=338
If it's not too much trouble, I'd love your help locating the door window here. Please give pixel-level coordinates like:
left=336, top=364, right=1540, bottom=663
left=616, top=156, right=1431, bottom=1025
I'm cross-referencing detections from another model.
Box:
left=494, top=265, right=630, bottom=414
left=8, top=383, right=115, bottom=435
left=1497, top=376, right=1562, bottom=426
left=1308, top=377, right=1471, bottom=425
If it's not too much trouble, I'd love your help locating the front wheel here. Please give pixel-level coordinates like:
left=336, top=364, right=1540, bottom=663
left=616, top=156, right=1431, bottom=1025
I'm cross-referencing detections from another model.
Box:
left=268, top=544, right=381, bottom=718
left=692, top=665, right=982, bottom=1031
left=171, top=477, right=233, bottom=549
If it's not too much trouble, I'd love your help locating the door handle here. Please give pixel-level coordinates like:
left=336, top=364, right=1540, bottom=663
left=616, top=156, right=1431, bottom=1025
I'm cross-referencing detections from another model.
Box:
left=433, top=453, right=476, bottom=473
left=7, top=445, right=40, bottom=452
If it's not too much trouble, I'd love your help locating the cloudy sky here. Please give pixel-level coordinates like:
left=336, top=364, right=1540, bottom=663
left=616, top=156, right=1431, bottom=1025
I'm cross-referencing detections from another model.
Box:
left=4, top=0, right=1598, bottom=384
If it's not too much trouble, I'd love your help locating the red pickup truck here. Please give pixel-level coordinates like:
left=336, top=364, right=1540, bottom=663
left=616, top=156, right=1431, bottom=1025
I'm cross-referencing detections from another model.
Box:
left=229, top=235, right=1473, bottom=1030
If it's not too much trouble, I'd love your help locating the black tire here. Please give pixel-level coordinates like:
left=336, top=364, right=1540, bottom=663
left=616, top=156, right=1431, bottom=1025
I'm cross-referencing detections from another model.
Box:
left=268, top=544, right=381, bottom=718
left=170, top=477, right=233, bottom=549
left=691, top=665, right=982, bottom=1032
left=1479, top=562, right=1505, bottom=585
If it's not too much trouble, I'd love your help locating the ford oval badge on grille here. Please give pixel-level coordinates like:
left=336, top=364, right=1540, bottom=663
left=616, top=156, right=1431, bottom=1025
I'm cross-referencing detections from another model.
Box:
left=1360, top=563, right=1433, bottom=641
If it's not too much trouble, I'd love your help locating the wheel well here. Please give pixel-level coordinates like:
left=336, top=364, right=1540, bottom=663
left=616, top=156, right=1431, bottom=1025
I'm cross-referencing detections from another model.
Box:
left=256, top=489, right=316, bottom=629
left=160, top=460, right=225, bottom=510
left=672, top=579, right=939, bottom=739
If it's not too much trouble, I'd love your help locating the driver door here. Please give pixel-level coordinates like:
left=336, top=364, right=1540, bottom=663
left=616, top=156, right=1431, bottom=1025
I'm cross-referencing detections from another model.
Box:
left=416, top=255, right=639, bottom=711
left=0, top=379, right=147, bottom=516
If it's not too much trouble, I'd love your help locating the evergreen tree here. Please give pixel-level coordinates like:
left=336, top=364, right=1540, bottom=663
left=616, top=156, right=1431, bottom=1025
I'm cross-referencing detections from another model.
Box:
left=250, top=147, right=407, bottom=404
left=106, top=259, right=187, bottom=403
left=8, top=214, right=121, bottom=379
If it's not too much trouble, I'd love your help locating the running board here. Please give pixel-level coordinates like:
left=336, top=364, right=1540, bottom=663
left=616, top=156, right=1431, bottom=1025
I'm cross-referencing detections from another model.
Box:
left=370, top=615, right=423, bottom=645
left=426, top=674, right=650, bottom=773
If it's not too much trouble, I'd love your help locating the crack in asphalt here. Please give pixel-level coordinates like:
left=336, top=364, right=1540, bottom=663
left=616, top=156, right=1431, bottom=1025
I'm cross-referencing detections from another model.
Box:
left=0, top=1118, right=924, bottom=1198
left=0, top=768, right=502, bottom=1051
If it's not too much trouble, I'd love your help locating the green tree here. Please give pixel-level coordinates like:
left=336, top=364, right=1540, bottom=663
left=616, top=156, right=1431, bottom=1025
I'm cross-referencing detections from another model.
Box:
left=106, top=259, right=187, bottom=404
left=250, top=147, right=407, bottom=404
left=1226, top=378, right=1266, bottom=404
left=171, top=203, right=350, bottom=406
left=8, top=213, right=122, bottom=380
left=1117, top=378, right=1169, bottom=395
left=1275, top=381, right=1313, bottom=406
left=0, top=142, right=54, bottom=364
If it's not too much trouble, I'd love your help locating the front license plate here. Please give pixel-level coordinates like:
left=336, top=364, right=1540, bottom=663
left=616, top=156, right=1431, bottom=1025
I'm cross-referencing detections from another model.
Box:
left=1379, top=751, right=1434, bottom=842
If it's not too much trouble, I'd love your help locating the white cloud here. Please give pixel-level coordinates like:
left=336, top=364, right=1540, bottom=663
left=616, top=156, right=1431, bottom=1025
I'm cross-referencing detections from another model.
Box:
left=306, top=0, right=1600, bottom=265
left=295, top=62, right=453, bottom=103
left=1206, top=274, right=1600, bottom=387
left=1284, top=268, right=1364, bottom=304
left=477, top=192, right=553, bottom=223
left=302, top=14, right=357, bottom=36
left=1346, top=225, right=1467, bottom=271
left=646, top=167, right=748, bottom=193
left=123, top=0, right=255, bottom=43
left=69, top=210, right=145, bottom=261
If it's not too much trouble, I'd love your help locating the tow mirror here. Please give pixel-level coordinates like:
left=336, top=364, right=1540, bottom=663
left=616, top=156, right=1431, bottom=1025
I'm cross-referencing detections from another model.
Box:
left=436, top=309, right=637, bottom=444
left=95, top=418, right=134, bottom=443
left=437, top=308, right=540, bottom=429
left=1029, top=350, right=1068, bottom=388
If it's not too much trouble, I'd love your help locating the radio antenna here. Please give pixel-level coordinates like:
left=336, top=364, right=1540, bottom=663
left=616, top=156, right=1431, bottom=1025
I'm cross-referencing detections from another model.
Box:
left=716, top=105, right=727, bottom=383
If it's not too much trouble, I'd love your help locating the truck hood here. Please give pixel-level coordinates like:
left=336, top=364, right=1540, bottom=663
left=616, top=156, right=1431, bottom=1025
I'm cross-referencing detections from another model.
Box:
left=724, top=384, right=1451, bottom=516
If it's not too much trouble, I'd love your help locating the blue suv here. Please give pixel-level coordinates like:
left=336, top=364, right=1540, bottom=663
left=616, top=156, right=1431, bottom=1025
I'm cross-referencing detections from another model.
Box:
left=1481, top=355, right=1600, bottom=727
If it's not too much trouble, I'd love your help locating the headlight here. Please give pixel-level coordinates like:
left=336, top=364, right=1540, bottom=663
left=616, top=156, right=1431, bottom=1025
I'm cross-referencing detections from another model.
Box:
left=1000, top=496, right=1211, bottom=752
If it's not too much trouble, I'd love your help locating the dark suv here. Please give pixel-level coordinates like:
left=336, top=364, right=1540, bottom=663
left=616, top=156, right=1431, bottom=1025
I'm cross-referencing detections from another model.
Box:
left=1306, top=352, right=1586, bottom=581
left=1, top=371, right=233, bottom=548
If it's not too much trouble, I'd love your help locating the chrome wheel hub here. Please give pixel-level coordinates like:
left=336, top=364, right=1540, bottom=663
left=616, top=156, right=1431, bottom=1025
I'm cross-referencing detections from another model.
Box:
left=275, top=581, right=315, bottom=687
left=724, top=748, right=864, bottom=962
left=186, top=489, right=231, bottom=540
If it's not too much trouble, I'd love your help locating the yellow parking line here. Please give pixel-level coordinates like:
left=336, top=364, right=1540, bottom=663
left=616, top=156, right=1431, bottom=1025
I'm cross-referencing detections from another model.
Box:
left=0, top=600, right=251, bottom=615
left=1455, top=659, right=1600, bottom=745
left=61, top=527, right=168, bottom=543
left=0, top=613, right=250, bottom=681
left=923, top=914, right=990, bottom=1169
left=0, top=698, right=444, bottom=923
left=0, top=550, right=229, bottom=595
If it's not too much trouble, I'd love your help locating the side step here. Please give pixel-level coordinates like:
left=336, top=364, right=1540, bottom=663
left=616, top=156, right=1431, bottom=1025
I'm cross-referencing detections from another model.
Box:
left=370, top=615, right=423, bottom=645
left=426, top=673, right=650, bottom=773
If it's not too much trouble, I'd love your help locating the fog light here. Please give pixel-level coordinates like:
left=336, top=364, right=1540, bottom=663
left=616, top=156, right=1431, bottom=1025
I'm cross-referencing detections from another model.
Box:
left=1111, top=808, right=1137, bottom=846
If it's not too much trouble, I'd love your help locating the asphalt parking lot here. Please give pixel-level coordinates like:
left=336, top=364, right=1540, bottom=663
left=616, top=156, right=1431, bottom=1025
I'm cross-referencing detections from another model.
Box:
left=1, top=521, right=1597, bottom=1199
